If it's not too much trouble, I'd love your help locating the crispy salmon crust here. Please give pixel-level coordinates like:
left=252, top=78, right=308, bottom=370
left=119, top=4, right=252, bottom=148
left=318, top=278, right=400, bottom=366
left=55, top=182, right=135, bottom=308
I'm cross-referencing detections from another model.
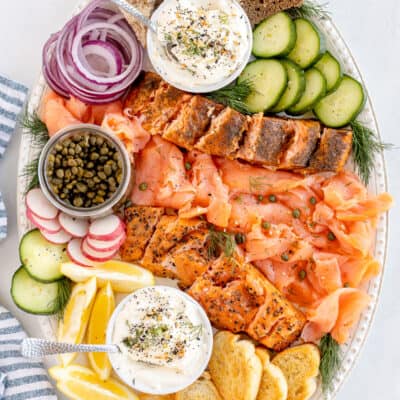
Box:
left=308, top=128, right=353, bottom=172
left=163, top=96, right=223, bottom=150
left=194, top=108, right=248, bottom=157
left=120, top=206, right=165, bottom=262
left=188, top=255, right=306, bottom=351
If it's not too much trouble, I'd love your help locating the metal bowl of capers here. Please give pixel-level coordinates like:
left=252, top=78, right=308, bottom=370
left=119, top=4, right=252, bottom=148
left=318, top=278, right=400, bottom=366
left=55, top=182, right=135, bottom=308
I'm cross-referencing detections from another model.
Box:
left=38, top=124, right=132, bottom=218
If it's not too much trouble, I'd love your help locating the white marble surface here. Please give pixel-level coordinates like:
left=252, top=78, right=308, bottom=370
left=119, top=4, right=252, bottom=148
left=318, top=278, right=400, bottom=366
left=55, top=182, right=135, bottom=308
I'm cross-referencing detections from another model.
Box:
left=0, top=0, right=398, bottom=399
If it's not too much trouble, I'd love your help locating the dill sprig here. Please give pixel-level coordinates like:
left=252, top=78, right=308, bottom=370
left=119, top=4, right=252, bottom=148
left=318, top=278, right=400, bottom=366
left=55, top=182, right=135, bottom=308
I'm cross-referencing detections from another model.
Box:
left=21, top=156, right=40, bottom=193
left=20, top=110, right=49, bottom=147
left=53, top=279, right=72, bottom=321
left=319, top=334, right=341, bottom=394
left=207, top=79, right=254, bottom=114
left=288, top=0, right=331, bottom=20
left=207, top=226, right=236, bottom=258
left=350, top=120, right=393, bottom=185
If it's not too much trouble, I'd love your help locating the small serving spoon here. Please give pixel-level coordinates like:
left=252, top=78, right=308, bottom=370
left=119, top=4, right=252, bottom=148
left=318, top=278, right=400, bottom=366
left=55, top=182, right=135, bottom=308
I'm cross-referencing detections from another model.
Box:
left=21, top=338, right=119, bottom=358
left=21, top=338, right=172, bottom=368
left=110, top=0, right=178, bottom=62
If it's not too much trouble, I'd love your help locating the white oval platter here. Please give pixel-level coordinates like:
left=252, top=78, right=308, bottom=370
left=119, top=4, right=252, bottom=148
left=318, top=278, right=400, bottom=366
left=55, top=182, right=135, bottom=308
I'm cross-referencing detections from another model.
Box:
left=16, top=1, right=389, bottom=399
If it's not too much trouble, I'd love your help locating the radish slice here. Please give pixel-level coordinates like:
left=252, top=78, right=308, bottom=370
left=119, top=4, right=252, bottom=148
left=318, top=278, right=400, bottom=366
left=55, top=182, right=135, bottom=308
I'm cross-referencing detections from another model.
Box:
left=81, top=238, right=117, bottom=262
left=26, top=188, right=59, bottom=220
left=67, top=239, right=94, bottom=267
left=26, top=208, right=61, bottom=234
left=41, top=228, right=72, bottom=245
left=85, top=231, right=126, bottom=253
left=88, top=214, right=124, bottom=241
left=59, top=213, right=89, bottom=238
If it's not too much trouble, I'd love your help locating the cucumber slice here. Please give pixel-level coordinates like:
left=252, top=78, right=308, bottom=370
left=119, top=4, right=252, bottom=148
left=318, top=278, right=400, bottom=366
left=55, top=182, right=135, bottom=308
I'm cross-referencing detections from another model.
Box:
left=11, top=267, right=64, bottom=315
left=270, top=60, right=306, bottom=113
left=252, top=12, right=296, bottom=58
left=287, top=19, right=322, bottom=69
left=19, top=229, right=69, bottom=283
left=238, top=59, right=287, bottom=113
left=314, top=51, right=342, bottom=91
left=287, top=68, right=327, bottom=115
left=314, top=75, right=365, bottom=128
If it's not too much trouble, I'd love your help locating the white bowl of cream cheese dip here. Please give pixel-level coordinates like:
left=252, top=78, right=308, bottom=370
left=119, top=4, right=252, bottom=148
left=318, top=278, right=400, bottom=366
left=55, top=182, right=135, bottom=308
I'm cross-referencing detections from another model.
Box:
left=147, top=0, right=253, bottom=93
left=106, top=286, right=214, bottom=395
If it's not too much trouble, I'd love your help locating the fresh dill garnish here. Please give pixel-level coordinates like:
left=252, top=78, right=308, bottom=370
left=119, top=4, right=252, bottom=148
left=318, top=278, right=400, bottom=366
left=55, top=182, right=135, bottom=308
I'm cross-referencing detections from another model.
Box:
left=319, top=334, right=341, bottom=394
left=52, top=279, right=72, bottom=321
left=288, top=0, right=331, bottom=19
left=21, top=156, right=40, bottom=193
left=207, top=79, right=254, bottom=114
left=20, top=110, right=49, bottom=147
left=350, top=120, right=393, bottom=185
left=207, top=226, right=236, bottom=258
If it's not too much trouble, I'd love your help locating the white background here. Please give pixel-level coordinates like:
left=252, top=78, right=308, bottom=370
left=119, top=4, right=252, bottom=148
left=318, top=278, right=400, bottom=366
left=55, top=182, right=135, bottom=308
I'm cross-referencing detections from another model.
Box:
left=0, top=1, right=399, bottom=399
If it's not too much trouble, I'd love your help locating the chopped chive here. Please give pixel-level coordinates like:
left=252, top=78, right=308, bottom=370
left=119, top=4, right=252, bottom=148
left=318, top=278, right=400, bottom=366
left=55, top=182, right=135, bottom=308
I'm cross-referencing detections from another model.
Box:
left=235, top=233, right=246, bottom=245
left=269, top=194, right=277, bottom=203
left=310, top=196, right=317, bottom=205
left=185, top=162, right=192, bottom=171
left=257, top=195, right=264, bottom=202
left=298, top=270, right=307, bottom=280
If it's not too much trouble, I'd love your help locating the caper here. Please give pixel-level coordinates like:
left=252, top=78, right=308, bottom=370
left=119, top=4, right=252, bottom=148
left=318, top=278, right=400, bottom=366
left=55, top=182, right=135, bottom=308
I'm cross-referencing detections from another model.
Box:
left=90, top=136, right=97, bottom=146
left=90, top=152, right=99, bottom=161
left=67, top=159, right=77, bottom=167
left=100, top=147, right=108, bottom=155
left=60, top=193, right=67, bottom=199
left=87, top=179, right=95, bottom=189
left=65, top=169, right=72, bottom=180
left=68, top=148, right=75, bottom=156
left=93, top=176, right=101, bottom=184
left=108, top=177, right=116, bottom=186
left=117, top=173, right=122, bottom=184
left=48, top=154, right=55, bottom=163
left=100, top=183, right=108, bottom=191
left=87, top=192, right=95, bottom=199
left=98, top=190, right=106, bottom=197
left=87, top=162, right=94, bottom=169
left=83, top=171, right=94, bottom=179
left=73, top=197, right=84, bottom=207
left=99, top=156, right=108, bottom=163
left=66, top=183, right=73, bottom=190
left=76, top=183, right=88, bottom=193
left=55, top=144, right=62, bottom=151
left=75, top=144, right=82, bottom=154
left=97, top=171, right=106, bottom=180
left=94, top=196, right=105, bottom=204
left=69, top=142, right=76, bottom=149
left=113, top=152, right=120, bottom=161
left=104, top=165, right=112, bottom=176
left=71, top=166, right=78, bottom=175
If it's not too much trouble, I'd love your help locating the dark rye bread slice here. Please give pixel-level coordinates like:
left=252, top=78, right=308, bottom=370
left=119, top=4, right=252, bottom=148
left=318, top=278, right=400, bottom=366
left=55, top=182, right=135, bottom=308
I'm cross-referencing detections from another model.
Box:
left=239, top=0, right=304, bottom=26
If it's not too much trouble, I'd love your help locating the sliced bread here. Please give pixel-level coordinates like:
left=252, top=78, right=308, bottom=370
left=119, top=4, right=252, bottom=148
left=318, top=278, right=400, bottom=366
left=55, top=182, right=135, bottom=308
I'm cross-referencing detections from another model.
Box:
left=176, top=372, right=222, bottom=400
left=209, top=331, right=262, bottom=400
left=239, top=0, right=304, bottom=26
left=272, top=344, right=320, bottom=400
left=255, top=348, right=288, bottom=400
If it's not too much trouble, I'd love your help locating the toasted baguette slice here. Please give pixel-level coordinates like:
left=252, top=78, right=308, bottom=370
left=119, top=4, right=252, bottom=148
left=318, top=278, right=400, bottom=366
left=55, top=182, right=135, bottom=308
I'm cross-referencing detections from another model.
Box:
left=256, top=348, right=288, bottom=400
left=176, top=372, right=222, bottom=400
left=209, top=331, right=262, bottom=400
left=272, top=344, right=320, bottom=400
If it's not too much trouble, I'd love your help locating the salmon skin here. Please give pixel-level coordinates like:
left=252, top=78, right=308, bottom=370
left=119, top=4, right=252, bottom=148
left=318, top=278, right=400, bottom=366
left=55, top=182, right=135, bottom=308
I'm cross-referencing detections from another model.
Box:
left=123, top=72, right=353, bottom=173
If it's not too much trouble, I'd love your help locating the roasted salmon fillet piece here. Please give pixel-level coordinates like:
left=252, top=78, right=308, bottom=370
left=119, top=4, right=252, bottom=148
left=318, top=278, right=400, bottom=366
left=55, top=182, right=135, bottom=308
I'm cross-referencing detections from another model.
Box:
left=188, top=255, right=306, bottom=351
left=280, top=120, right=321, bottom=169
left=123, top=72, right=162, bottom=116
left=120, top=206, right=165, bottom=262
left=237, top=114, right=291, bottom=166
left=308, top=128, right=353, bottom=172
left=195, top=107, right=248, bottom=158
left=163, top=96, right=223, bottom=149
left=140, top=82, right=192, bottom=135
left=141, top=216, right=208, bottom=278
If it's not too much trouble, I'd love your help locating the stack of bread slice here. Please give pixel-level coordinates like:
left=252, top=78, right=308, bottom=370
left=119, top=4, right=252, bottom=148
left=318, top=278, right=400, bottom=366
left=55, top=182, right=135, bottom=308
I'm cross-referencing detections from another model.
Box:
left=207, top=331, right=321, bottom=400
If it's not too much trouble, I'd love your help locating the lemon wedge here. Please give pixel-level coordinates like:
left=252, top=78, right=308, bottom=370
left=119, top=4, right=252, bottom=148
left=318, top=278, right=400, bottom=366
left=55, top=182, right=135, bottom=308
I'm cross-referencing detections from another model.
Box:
left=58, top=277, right=97, bottom=366
left=49, top=365, right=138, bottom=400
left=87, top=282, right=115, bottom=380
left=61, top=260, right=155, bottom=293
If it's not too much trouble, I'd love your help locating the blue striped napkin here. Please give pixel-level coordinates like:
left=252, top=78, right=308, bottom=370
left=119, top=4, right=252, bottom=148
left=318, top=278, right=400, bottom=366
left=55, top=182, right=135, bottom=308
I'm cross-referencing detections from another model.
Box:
left=0, top=75, right=28, bottom=241
left=0, top=306, right=56, bottom=399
